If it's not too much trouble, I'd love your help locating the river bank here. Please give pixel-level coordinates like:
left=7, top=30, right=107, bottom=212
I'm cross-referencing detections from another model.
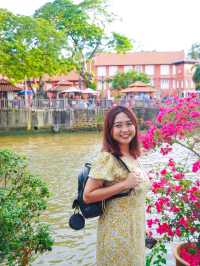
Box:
left=0, top=107, right=159, bottom=133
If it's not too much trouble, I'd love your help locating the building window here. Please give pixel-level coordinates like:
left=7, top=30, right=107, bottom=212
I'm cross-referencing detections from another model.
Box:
left=185, top=80, right=188, bottom=89
left=173, top=80, right=176, bottom=89
left=160, top=79, right=169, bottom=89
left=97, top=80, right=106, bottom=91
left=181, top=80, right=184, bottom=89
left=135, top=65, right=143, bottom=72
left=145, top=65, right=154, bottom=75
left=160, top=65, right=170, bottom=75
left=97, top=66, right=106, bottom=76
left=124, top=65, right=133, bottom=72
left=172, top=65, right=176, bottom=75
left=109, top=66, right=118, bottom=76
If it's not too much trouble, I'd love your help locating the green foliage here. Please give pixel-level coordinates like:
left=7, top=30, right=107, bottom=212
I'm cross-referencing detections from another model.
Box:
left=111, top=70, right=150, bottom=90
left=96, top=113, right=104, bottom=124
left=188, top=42, right=200, bottom=60
left=0, top=149, right=27, bottom=187
left=0, top=149, right=53, bottom=266
left=146, top=241, right=167, bottom=266
left=87, top=80, right=97, bottom=90
left=34, top=0, right=133, bottom=86
left=192, top=64, right=200, bottom=90
left=0, top=1, right=134, bottom=90
left=109, top=32, right=133, bottom=53
left=0, top=8, right=69, bottom=84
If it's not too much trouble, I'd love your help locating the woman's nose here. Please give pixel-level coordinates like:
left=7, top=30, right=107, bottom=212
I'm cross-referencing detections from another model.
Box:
left=121, top=125, right=129, bottom=131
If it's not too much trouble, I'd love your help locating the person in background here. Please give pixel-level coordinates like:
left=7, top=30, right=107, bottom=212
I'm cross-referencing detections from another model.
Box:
left=83, top=105, right=150, bottom=266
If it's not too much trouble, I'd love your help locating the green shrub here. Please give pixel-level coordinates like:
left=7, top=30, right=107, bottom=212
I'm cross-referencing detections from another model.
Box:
left=0, top=149, right=53, bottom=266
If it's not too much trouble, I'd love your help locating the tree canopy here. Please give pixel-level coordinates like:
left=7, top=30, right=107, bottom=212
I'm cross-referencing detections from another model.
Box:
left=188, top=42, right=200, bottom=60
left=0, top=0, right=133, bottom=90
left=0, top=9, right=69, bottom=84
left=34, top=0, right=133, bottom=87
left=192, top=64, right=200, bottom=90
left=111, top=70, right=150, bottom=90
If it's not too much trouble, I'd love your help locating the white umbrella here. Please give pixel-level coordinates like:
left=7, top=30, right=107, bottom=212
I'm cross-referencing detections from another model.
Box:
left=61, top=87, right=82, bottom=93
left=81, top=88, right=97, bottom=94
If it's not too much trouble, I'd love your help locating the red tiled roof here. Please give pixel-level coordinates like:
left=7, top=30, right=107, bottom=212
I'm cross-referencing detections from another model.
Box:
left=56, top=80, right=73, bottom=86
left=121, top=81, right=157, bottom=93
left=65, top=71, right=80, bottom=81
left=93, top=51, right=185, bottom=66
left=0, top=79, right=21, bottom=92
left=128, top=81, right=151, bottom=87
left=44, top=71, right=80, bottom=82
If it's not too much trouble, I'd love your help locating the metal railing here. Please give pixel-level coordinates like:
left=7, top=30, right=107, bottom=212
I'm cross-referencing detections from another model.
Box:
left=0, top=98, right=159, bottom=110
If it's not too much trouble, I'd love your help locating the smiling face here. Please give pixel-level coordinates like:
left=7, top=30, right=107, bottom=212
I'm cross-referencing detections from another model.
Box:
left=112, top=112, right=136, bottom=148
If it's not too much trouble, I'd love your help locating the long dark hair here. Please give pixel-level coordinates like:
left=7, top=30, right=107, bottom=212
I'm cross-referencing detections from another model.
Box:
left=102, top=106, right=141, bottom=158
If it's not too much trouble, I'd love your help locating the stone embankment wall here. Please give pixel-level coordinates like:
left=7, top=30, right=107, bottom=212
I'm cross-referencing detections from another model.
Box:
left=0, top=108, right=159, bottom=132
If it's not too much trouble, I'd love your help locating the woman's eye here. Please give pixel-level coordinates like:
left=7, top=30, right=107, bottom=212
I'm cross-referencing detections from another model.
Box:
left=127, top=122, right=133, bottom=126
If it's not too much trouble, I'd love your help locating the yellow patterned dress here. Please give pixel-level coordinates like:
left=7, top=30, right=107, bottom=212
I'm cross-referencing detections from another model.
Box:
left=89, top=151, right=150, bottom=266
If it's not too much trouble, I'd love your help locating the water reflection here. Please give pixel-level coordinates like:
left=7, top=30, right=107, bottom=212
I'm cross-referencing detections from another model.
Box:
left=0, top=132, right=194, bottom=265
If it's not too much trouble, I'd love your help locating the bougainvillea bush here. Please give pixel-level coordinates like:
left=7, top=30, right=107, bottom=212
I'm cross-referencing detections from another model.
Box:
left=142, top=95, right=200, bottom=266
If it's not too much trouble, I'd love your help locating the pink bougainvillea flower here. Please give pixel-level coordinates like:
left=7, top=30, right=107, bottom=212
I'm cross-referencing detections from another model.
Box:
left=168, top=158, right=175, bottom=167
left=192, top=160, right=200, bottom=173
left=160, top=169, right=168, bottom=175
left=178, top=217, right=188, bottom=228
left=173, top=172, right=184, bottom=180
left=175, top=227, right=182, bottom=237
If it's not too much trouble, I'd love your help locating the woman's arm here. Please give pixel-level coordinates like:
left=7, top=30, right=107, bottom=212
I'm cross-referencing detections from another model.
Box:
left=83, top=172, right=142, bottom=204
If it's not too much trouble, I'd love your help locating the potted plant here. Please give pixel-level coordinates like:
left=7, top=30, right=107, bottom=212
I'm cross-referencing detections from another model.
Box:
left=142, top=95, right=200, bottom=266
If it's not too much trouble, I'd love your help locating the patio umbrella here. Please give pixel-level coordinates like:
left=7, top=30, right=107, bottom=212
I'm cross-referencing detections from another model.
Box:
left=81, top=88, right=97, bottom=94
left=61, top=87, right=82, bottom=93
left=18, top=90, right=33, bottom=95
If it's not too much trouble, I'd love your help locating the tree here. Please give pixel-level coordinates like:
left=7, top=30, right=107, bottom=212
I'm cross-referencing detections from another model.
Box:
left=0, top=9, right=70, bottom=96
left=188, top=42, right=200, bottom=60
left=192, top=64, right=200, bottom=90
left=0, top=149, right=53, bottom=266
left=34, top=0, right=133, bottom=88
left=107, top=32, right=133, bottom=53
left=111, top=70, right=150, bottom=91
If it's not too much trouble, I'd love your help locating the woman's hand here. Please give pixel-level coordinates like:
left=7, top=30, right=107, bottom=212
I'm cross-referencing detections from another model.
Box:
left=124, top=172, right=143, bottom=189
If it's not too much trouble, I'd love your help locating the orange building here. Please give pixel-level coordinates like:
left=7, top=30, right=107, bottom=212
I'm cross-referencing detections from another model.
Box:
left=92, top=51, right=199, bottom=98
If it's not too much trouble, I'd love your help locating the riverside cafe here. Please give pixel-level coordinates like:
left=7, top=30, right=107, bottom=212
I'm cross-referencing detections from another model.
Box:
left=120, top=81, right=158, bottom=106
left=47, top=87, right=98, bottom=108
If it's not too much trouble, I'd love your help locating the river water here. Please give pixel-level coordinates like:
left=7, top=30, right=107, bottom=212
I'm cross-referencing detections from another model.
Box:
left=1, top=132, right=194, bottom=266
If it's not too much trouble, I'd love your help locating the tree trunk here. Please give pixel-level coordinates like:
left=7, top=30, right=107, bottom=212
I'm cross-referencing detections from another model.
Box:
left=38, top=77, right=47, bottom=98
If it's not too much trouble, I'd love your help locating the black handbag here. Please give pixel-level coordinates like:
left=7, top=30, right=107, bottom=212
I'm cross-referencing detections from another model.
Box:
left=69, top=156, right=132, bottom=229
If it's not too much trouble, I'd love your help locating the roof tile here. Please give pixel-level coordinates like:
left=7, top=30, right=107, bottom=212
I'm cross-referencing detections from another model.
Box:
left=93, top=51, right=185, bottom=66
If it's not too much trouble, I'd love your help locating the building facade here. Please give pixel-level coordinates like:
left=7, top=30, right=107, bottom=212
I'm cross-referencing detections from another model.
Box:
left=92, top=51, right=198, bottom=98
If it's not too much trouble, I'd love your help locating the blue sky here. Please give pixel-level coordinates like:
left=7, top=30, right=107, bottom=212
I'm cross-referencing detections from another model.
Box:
left=0, top=0, right=199, bottom=53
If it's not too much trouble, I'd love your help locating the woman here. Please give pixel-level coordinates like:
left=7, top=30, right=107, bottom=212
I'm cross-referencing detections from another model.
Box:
left=83, top=106, right=150, bottom=266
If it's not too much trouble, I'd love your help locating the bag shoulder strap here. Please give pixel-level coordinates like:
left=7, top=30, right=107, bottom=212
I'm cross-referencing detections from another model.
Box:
left=113, top=155, right=131, bottom=173
left=110, top=154, right=132, bottom=199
